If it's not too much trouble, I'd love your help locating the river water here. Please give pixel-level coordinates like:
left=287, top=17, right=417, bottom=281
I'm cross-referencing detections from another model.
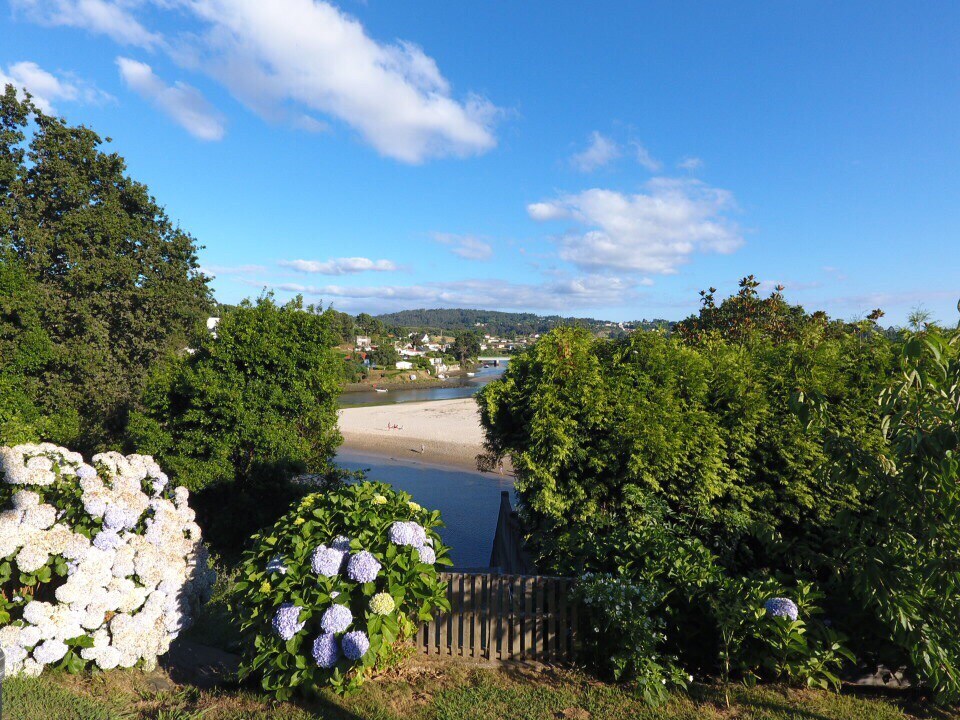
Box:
left=335, top=450, right=515, bottom=569
left=338, top=362, right=508, bottom=407
left=335, top=360, right=515, bottom=568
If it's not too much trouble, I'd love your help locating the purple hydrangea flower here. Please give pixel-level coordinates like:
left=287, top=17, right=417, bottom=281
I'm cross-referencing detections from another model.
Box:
left=387, top=521, right=427, bottom=548
left=331, top=535, right=351, bottom=552
left=347, top=550, right=382, bottom=583
left=320, top=604, right=353, bottom=633
left=271, top=603, right=305, bottom=640
left=312, top=632, right=340, bottom=668
left=266, top=555, right=287, bottom=575
left=341, top=630, right=370, bottom=661
left=764, top=597, right=799, bottom=621
left=418, top=545, right=436, bottom=565
left=311, top=545, right=346, bottom=577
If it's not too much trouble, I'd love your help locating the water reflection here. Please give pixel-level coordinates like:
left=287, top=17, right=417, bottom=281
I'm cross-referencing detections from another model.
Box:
left=336, top=449, right=515, bottom=569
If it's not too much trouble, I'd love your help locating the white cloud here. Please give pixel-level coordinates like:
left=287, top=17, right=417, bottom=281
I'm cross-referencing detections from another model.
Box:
left=678, top=156, right=703, bottom=171
left=278, top=257, right=399, bottom=275
left=632, top=142, right=662, bottom=172
left=117, top=57, right=226, bottom=140
left=257, top=274, right=638, bottom=312
left=179, top=0, right=498, bottom=162
left=432, top=233, right=493, bottom=261
left=570, top=131, right=620, bottom=172
left=0, top=60, right=111, bottom=113
left=16, top=0, right=500, bottom=162
left=11, top=0, right=163, bottom=48
left=527, top=178, right=743, bottom=275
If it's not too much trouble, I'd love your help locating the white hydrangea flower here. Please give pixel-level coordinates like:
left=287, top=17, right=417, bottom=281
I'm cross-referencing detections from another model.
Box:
left=0, top=443, right=214, bottom=677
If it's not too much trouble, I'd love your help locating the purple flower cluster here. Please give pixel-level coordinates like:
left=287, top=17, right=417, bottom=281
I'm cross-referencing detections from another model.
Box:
left=311, top=545, right=346, bottom=577
left=320, top=604, right=353, bottom=633
left=387, top=521, right=427, bottom=548
left=271, top=603, right=305, bottom=640
left=417, top=545, right=436, bottom=565
left=331, top=535, right=351, bottom=552
left=341, top=630, right=370, bottom=661
left=347, top=551, right=382, bottom=583
left=764, top=597, right=799, bottom=621
left=312, top=632, right=340, bottom=668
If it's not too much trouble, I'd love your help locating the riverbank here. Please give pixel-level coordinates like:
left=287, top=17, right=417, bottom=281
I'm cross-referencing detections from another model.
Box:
left=338, top=398, right=508, bottom=472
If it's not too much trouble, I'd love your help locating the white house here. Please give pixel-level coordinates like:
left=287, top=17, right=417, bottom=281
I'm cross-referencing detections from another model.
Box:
left=395, top=360, right=414, bottom=370
left=356, top=336, right=372, bottom=350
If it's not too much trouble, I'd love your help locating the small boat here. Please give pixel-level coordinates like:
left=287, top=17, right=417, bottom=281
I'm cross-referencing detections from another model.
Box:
left=374, top=387, right=388, bottom=393
left=466, top=372, right=476, bottom=377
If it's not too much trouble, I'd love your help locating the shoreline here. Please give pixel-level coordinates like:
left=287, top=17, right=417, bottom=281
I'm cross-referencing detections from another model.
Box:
left=337, top=398, right=512, bottom=474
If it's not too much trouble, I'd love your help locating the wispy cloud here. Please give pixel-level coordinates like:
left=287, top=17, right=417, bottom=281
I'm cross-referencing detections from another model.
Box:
left=528, top=177, right=742, bottom=275
left=278, top=257, right=399, bottom=275
left=432, top=233, right=493, bottom=261
left=0, top=60, right=112, bottom=113
left=255, top=274, right=638, bottom=312
left=677, top=156, right=703, bottom=171
left=117, top=57, right=226, bottom=140
left=570, top=131, right=621, bottom=172
left=632, top=142, right=662, bottom=172
left=12, top=0, right=164, bottom=48
left=201, top=263, right=267, bottom=277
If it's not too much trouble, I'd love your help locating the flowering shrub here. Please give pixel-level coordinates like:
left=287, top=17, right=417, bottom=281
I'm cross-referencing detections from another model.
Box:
left=0, top=443, right=215, bottom=676
left=712, top=578, right=854, bottom=692
left=574, top=573, right=690, bottom=705
left=230, top=482, right=451, bottom=698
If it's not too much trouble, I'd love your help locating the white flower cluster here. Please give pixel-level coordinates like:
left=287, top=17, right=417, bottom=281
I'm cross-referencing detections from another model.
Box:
left=0, top=443, right=215, bottom=677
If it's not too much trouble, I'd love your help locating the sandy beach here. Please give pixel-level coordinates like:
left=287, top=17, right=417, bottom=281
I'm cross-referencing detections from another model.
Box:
left=338, top=398, right=499, bottom=471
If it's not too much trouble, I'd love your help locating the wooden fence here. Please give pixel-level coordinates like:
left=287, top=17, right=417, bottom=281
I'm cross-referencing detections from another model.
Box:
left=417, top=572, right=577, bottom=664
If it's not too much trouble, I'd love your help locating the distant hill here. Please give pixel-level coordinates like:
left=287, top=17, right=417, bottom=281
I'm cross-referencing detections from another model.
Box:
left=374, top=308, right=672, bottom=337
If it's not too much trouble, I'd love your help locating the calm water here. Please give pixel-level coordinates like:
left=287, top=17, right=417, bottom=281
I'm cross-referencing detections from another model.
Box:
left=335, top=449, right=515, bottom=569
left=338, top=362, right=508, bottom=407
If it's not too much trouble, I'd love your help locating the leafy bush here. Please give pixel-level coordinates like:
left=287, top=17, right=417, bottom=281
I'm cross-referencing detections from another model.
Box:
left=0, top=443, right=215, bottom=676
left=814, top=327, right=960, bottom=702
left=231, top=482, right=452, bottom=698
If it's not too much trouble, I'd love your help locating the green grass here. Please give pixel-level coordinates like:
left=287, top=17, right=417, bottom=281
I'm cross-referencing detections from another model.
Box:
left=3, top=664, right=956, bottom=720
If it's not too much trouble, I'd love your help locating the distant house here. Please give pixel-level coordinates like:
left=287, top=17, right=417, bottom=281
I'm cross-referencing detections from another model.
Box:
left=356, top=336, right=372, bottom=350
left=206, top=317, right=220, bottom=338
left=395, top=360, right=414, bottom=370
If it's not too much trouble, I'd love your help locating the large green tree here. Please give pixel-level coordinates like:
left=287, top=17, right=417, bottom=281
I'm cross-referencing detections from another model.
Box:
left=0, top=85, right=212, bottom=451
left=128, top=295, right=343, bottom=491
left=127, top=295, right=345, bottom=551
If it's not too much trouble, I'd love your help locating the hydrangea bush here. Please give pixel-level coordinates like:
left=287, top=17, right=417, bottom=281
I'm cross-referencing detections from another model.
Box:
left=0, top=443, right=216, bottom=676
left=574, top=572, right=690, bottom=705
left=231, top=482, right=451, bottom=698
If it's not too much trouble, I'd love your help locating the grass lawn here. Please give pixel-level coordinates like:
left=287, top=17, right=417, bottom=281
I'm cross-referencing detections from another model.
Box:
left=3, top=662, right=957, bottom=720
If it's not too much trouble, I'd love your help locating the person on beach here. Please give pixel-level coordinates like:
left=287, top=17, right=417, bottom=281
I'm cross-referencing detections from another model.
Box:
left=420, top=443, right=425, bottom=454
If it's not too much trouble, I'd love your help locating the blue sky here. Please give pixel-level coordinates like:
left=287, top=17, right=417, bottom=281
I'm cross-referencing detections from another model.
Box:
left=1, top=1, right=957, bottom=324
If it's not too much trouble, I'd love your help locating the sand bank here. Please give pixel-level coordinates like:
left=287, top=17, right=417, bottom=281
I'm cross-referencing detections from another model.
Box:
left=337, top=398, right=506, bottom=472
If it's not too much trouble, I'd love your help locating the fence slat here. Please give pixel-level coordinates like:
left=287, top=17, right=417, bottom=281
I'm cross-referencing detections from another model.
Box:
left=535, top=577, right=545, bottom=661
left=558, top=579, right=569, bottom=660
left=522, top=576, right=533, bottom=660
left=511, top=575, right=522, bottom=660
left=456, top=574, right=465, bottom=657
left=542, top=579, right=554, bottom=662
